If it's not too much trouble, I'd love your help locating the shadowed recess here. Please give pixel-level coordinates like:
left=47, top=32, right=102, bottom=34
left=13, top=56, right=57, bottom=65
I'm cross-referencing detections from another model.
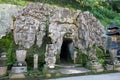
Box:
left=60, top=38, right=74, bottom=63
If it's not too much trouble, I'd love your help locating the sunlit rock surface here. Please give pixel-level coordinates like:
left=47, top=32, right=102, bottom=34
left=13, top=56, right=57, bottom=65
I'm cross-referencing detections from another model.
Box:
left=13, top=3, right=106, bottom=67
left=0, top=4, right=22, bottom=39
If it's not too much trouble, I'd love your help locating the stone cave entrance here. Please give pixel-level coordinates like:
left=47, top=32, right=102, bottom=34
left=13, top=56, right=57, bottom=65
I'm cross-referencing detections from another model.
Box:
left=60, top=38, right=74, bottom=64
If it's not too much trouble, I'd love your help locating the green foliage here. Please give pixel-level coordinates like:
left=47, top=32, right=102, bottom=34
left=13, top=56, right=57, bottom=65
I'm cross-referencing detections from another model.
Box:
left=77, top=49, right=88, bottom=66
left=27, top=70, right=43, bottom=78
left=0, top=0, right=28, bottom=6
left=108, top=0, right=120, bottom=13
left=7, top=41, right=16, bottom=66
left=26, top=35, right=47, bottom=70
left=94, top=45, right=106, bottom=64
left=26, top=44, right=45, bottom=70
left=0, top=32, right=16, bottom=68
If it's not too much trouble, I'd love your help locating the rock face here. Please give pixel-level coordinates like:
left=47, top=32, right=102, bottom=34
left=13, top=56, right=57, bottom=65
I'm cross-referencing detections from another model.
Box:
left=0, top=4, right=22, bottom=39
left=77, top=11, right=106, bottom=61
left=13, top=3, right=106, bottom=68
left=13, top=4, right=50, bottom=48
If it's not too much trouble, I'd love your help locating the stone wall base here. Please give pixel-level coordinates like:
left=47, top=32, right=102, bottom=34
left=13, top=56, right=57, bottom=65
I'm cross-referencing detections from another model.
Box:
left=114, top=66, right=120, bottom=71
left=86, top=61, right=104, bottom=72
left=43, top=64, right=61, bottom=78
left=106, top=64, right=114, bottom=71
left=0, top=66, right=7, bottom=76
left=9, top=73, right=26, bottom=79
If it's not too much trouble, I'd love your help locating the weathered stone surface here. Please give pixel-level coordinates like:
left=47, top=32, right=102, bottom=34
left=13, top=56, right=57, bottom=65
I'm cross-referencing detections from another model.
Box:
left=76, top=11, right=105, bottom=53
left=13, top=3, right=106, bottom=68
left=59, top=67, right=90, bottom=74
left=106, top=64, right=114, bottom=71
left=48, top=9, right=105, bottom=68
left=0, top=52, right=7, bottom=65
left=16, top=50, right=27, bottom=62
left=9, top=50, right=27, bottom=79
left=14, top=3, right=50, bottom=48
left=34, top=54, right=38, bottom=69
left=50, top=7, right=80, bottom=23
left=0, top=4, right=22, bottom=39
left=9, top=73, right=25, bottom=79
left=75, top=11, right=105, bottom=67
left=86, top=60, right=104, bottom=72
left=0, top=66, right=7, bottom=76
left=11, top=67, right=27, bottom=74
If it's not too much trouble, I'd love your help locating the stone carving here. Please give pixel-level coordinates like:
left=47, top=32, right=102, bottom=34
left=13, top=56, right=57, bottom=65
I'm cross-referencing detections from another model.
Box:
left=0, top=4, right=22, bottom=39
left=34, top=54, right=38, bottom=69
left=76, top=11, right=105, bottom=53
left=45, top=44, right=56, bottom=68
left=14, top=3, right=52, bottom=49
left=0, top=52, right=7, bottom=76
left=9, top=50, right=27, bottom=79
left=13, top=3, right=105, bottom=69
left=106, top=24, right=120, bottom=71
left=16, top=50, right=27, bottom=62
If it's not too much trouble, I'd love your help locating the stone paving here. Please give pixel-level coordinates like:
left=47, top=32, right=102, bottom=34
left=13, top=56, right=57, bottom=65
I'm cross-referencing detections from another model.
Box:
left=50, top=73, right=120, bottom=80
left=59, top=67, right=90, bottom=74
left=56, top=64, right=90, bottom=75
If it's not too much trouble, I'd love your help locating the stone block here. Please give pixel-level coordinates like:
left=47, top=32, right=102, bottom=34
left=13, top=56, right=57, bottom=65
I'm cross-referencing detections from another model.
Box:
left=11, top=67, right=27, bottom=74
left=45, top=73, right=51, bottom=78
left=0, top=66, right=7, bottom=76
left=114, top=66, right=120, bottom=71
left=9, top=73, right=25, bottom=79
left=106, top=64, right=114, bottom=71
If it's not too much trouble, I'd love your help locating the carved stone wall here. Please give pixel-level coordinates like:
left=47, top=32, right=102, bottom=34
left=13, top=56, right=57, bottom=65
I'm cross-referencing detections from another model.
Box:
left=13, top=3, right=106, bottom=68
left=13, top=3, right=52, bottom=48
left=76, top=11, right=106, bottom=61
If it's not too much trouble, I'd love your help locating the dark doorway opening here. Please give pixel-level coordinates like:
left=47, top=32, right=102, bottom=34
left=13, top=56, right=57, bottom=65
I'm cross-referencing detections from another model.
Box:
left=60, top=38, right=74, bottom=64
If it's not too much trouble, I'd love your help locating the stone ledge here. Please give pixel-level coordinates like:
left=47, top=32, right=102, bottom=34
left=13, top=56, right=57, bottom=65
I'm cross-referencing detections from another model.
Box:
left=9, top=73, right=26, bottom=79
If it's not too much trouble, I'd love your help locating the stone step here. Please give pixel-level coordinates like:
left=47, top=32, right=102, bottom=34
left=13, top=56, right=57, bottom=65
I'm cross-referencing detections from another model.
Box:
left=59, top=67, right=90, bottom=75
left=116, top=56, right=120, bottom=58
left=55, top=64, right=82, bottom=68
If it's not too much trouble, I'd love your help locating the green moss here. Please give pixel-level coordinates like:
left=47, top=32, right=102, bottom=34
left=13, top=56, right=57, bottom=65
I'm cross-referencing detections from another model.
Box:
left=77, top=49, right=88, bottom=66
left=26, top=44, right=45, bottom=70
left=26, top=34, right=48, bottom=71
left=94, top=45, right=106, bottom=64
left=0, top=32, right=16, bottom=69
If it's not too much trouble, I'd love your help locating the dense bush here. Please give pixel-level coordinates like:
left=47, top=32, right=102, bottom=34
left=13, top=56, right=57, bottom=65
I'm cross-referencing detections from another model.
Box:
left=0, top=0, right=28, bottom=6
left=0, top=32, right=16, bottom=68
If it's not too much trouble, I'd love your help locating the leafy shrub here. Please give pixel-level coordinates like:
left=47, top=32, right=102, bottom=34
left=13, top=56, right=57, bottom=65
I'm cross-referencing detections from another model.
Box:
left=0, top=0, right=28, bottom=6
left=0, top=32, right=16, bottom=69
left=77, top=49, right=88, bottom=66
left=94, top=45, right=106, bottom=64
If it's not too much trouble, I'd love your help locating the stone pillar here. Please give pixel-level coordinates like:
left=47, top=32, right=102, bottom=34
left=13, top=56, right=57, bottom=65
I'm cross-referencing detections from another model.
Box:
left=34, top=54, right=38, bottom=70
left=0, top=52, right=7, bottom=76
left=110, top=49, right=117, bottom=62
left=45, top=44, right=56, bottom=69
left=111, top=35, right=117, bottom=41
left=9, top=50, right=27, bottom=79
left=111, top=35, right=119, bottom=65
left=106, top=32, right=120, bottom=71
left=73, top=51, right=77, bottom=64
left=16, top=50, right=27, bottom=62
